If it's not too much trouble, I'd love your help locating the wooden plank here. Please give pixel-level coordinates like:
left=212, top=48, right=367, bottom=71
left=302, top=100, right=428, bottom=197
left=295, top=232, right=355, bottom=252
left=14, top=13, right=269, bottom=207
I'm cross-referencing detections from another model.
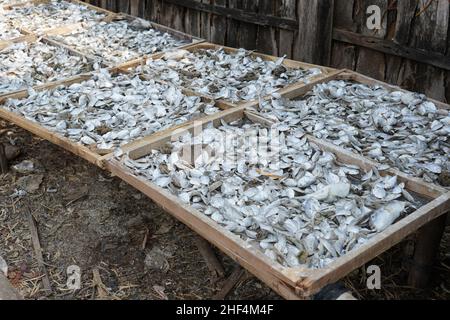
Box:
left=209, top=0, right=226, bottom=45
left=330, top=0, right=356, bottom=69
left=26, top=206, right=52, bottom=294
left=120, top=107, right=247, bottom=160
left=116, top=12, right=203, bottom=42
left=278, top=0, right=296, bottom=58
left=295, top=0, right=334, bottom=65
left=393, top=0, right=417, bottom=45
left=167, top=0, right=185, bottom=33
left=105, top=158, right=301, bottom=289
left=184, top=0, right=201, bottom=37
left=194, top=236, right=225, bottom=279
left=333, top=29, right=450, bottom=72
left=0, top=273, right=22, bottom=300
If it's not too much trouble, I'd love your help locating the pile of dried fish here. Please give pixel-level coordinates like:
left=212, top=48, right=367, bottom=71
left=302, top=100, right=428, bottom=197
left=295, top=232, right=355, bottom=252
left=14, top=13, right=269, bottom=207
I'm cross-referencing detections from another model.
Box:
left=256, top=80, right=450, bottom=187
left=0, top=40, right=93, bottom=95
left=121, top=119, right=417, bottom=268
left=3, top=0, right=106, bottom=33
left=3, top=70, right=219, bottom=150
left=50, top=19, right=189, bottom=65
left=0, top=20, right=21, bottom=41
left=135, top=48, right=322, bottom=103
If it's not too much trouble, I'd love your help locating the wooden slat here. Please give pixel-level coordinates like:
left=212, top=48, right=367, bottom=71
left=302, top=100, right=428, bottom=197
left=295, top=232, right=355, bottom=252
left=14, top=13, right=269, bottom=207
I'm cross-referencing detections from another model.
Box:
left=0, top=35, right=95, bottom=99
left=0, top=73, right=92, bottom=104
left=278, top=0, right=297, bottom=58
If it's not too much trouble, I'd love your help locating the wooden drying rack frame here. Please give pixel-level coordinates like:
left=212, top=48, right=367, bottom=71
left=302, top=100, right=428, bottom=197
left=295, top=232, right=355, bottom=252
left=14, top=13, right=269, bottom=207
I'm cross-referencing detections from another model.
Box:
left=102, top=104, right=450, bottom=299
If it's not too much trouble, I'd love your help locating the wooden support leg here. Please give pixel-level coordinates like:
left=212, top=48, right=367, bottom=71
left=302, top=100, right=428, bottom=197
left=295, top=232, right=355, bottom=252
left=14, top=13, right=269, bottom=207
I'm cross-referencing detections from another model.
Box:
left=0, top=143, right=8, bottom=174
left=194, top=236, right=225, bottom=280
left=0, top=273, right=22, bottom=300
left=213, top=266, right=246, bottom=300
left=408, top=213, right=448, bottom=289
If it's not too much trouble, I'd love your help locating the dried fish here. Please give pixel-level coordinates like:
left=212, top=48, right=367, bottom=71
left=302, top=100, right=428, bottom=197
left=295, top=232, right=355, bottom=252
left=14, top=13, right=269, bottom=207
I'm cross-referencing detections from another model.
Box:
left=134, top=48, right=322, bottom=103
left=3, top=0, right=106, bottom=33
left=120, top=119, right=416, bottom=269
left=257, top=80, right=450, bottom=188
left=3, top=69, right=219, bottom=150
left=50, top=18, right=189, bottom=65
left=0, top=39, right=93, bottom=95
left=0, top=0, right=25, bottom=7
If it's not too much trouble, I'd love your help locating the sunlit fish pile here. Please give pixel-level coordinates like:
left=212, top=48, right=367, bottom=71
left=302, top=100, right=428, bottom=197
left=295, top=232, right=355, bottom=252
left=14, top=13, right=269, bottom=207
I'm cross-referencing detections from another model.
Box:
left=135, top=48, right=322, bottom=103
left=3, top=70, right=219, bottom=150
left=257, top=81, right=450, bottom=187
left=0, top=40, right=92, bottom=95
left=0, top=19, right=21, bottom=41
left=50, top=19, right=189, bottom=65
left=4, top=0, right=106, bottom=33
left=121, top=119, right=417, bottom=268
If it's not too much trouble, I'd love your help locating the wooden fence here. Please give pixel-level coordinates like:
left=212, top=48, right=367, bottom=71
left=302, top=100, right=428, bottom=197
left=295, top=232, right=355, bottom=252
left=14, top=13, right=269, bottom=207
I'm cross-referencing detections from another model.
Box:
left=83, top=0, right=450, bottom=104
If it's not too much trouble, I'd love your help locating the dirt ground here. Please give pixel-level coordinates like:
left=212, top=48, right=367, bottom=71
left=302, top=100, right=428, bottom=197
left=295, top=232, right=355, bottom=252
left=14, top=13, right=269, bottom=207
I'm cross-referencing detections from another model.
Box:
left=0, top=120, right=449, bottom=300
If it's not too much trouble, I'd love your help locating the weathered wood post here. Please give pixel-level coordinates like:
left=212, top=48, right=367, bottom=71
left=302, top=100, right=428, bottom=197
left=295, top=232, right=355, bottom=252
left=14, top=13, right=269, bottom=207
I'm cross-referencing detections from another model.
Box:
left=295, top=0, right=335, bottom=66
left=0, top=143, right=8, bottom=174
left=408, top=214, right=448, bottom=288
